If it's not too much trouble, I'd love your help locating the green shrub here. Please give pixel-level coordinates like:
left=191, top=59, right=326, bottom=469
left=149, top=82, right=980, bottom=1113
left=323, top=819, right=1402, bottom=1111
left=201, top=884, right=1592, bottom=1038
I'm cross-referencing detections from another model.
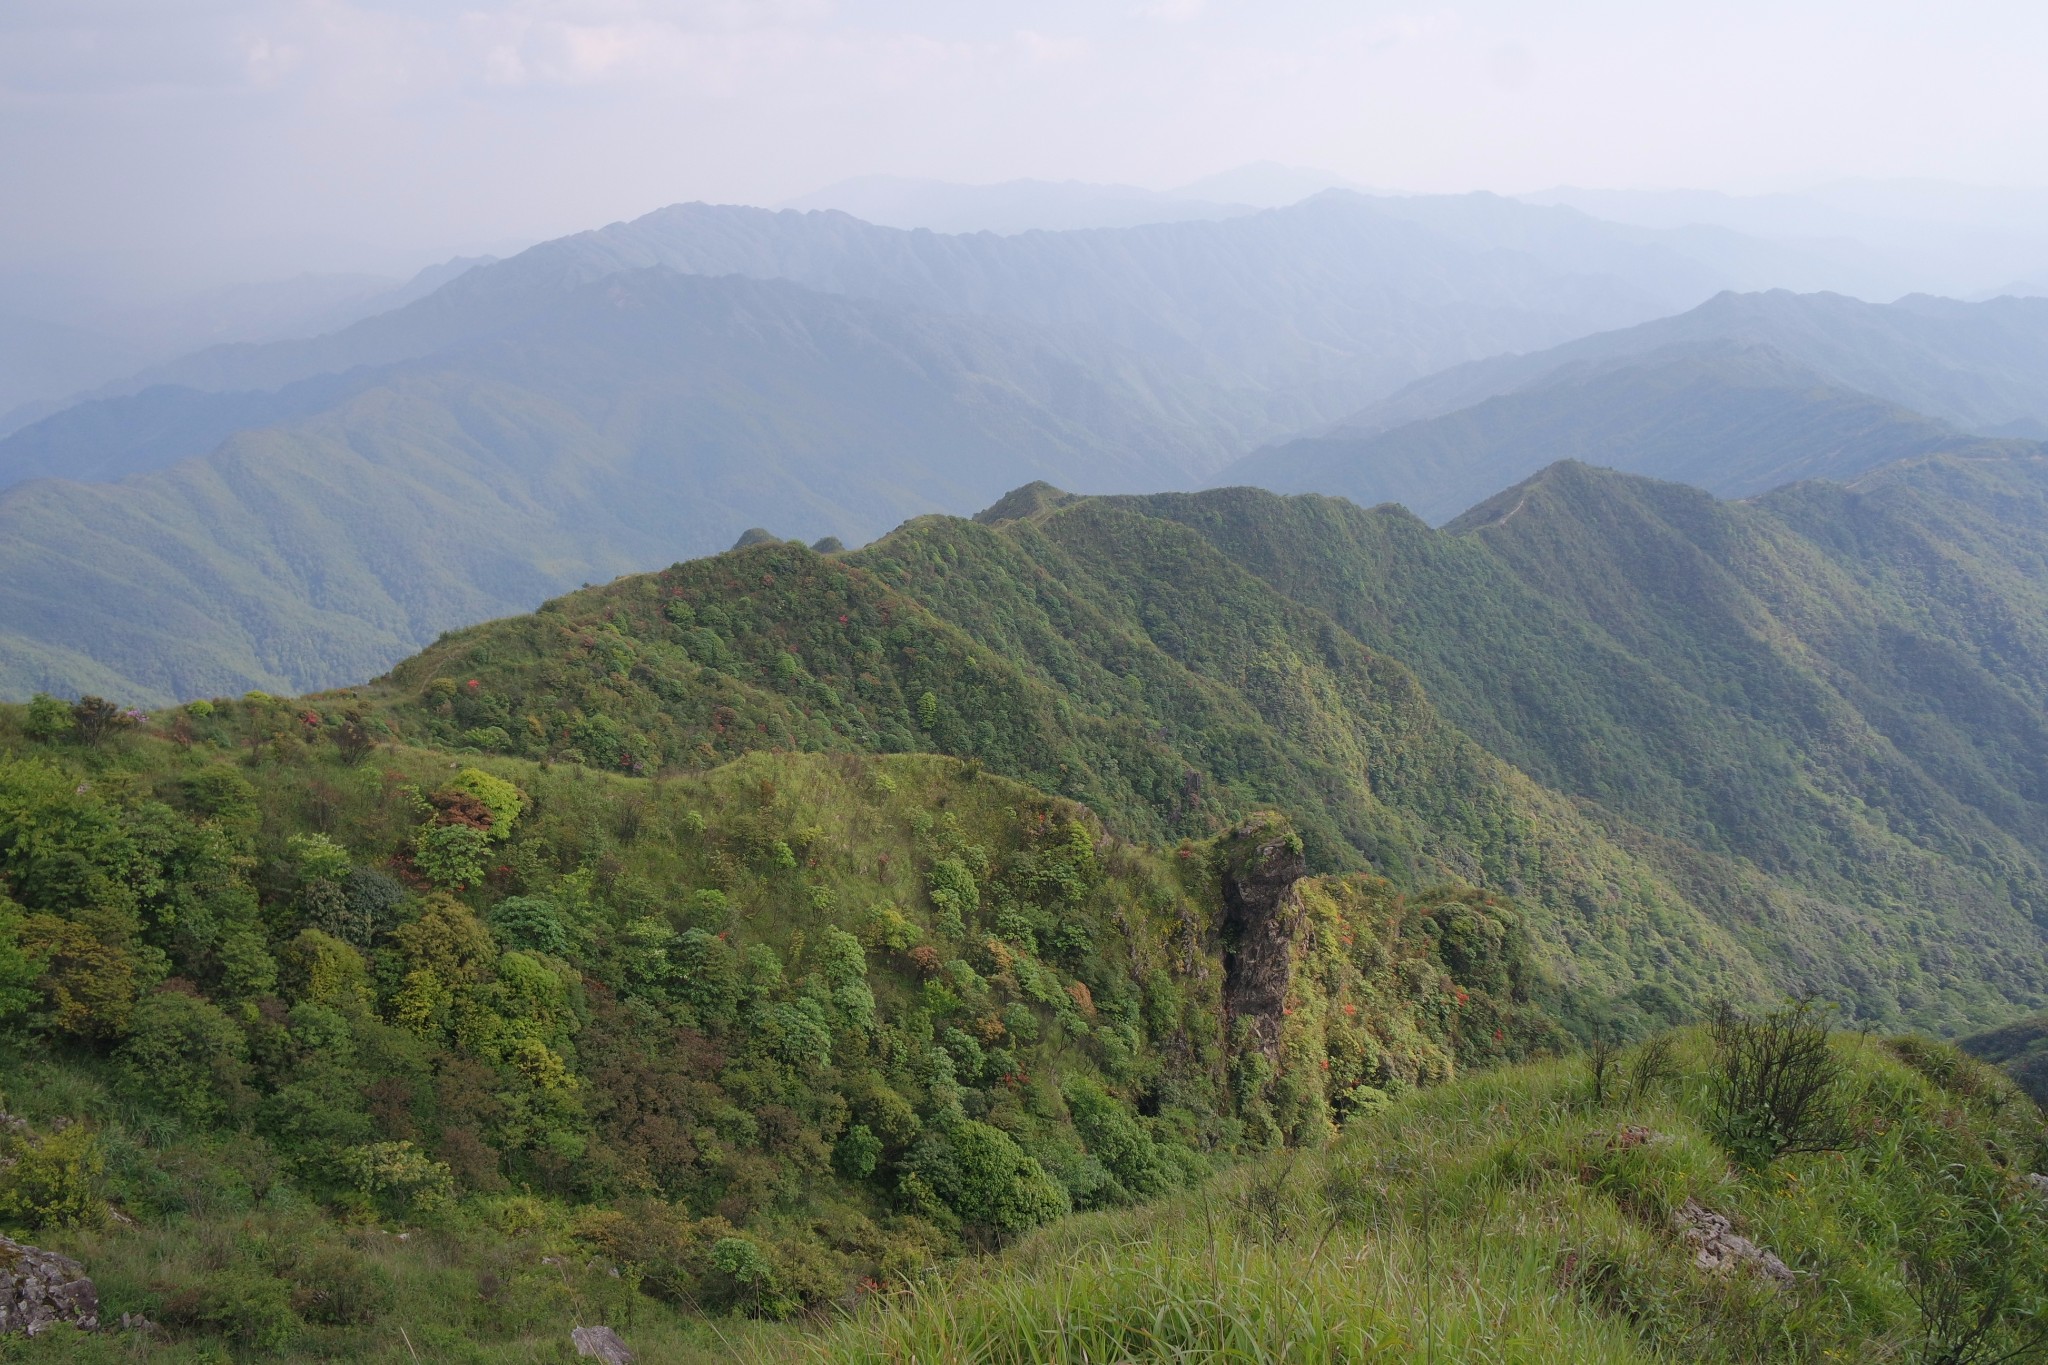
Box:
left=288, top=1246, right=396, bottom=1326
left=443, top=768, right=526, bottom=839
left=0, top=1121, right=104, bottom=1229
left=487, top=895, right=570, bottom=955
left=1064, top=1077, right=1177, bottom=1201
left=163, top=1269, right=298, bottom=1349
left=1708, top=998, right=1849, bottom=1166
left=908, top=1118, right=1070, bottom=1241
left=22, top=695, right=72, bottom=741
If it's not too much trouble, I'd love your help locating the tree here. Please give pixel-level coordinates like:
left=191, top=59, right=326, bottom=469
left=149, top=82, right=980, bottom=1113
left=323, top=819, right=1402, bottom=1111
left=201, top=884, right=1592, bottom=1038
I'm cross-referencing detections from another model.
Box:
left=907, top=1117, right=1070, bottom=1240
left=20, top=914, right=138, bottom=1039
left=414, top=823, right=491, bottom=890
left=118, top=989, right=254, bottom=1125
left=22, top=694, right=73, bottom=742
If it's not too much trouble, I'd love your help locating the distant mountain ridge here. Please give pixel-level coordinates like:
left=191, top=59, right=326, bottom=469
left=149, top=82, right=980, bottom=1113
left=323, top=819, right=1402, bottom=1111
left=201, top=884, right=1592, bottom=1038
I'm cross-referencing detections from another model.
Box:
left=1223, top=290, right=2048, bottom=521
left=80, top=192, right=1785, bottom=434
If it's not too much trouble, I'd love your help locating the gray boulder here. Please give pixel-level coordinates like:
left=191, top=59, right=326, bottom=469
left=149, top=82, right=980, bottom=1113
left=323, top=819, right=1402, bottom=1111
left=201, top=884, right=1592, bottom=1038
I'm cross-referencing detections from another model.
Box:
left=0, top=1234, right=98, bottom=1336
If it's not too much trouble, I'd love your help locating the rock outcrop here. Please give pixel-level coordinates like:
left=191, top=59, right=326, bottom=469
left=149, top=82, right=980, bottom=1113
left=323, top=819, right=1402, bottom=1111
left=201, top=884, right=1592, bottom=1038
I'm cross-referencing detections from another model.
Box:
left=572, top=1324, right=635, bottom=1363
left=1674, top=1200, right=1793, bottom=1284
left=0, top=1235, right=98, bottom=1336
left=1216, top=814, right=1309, bottom=1061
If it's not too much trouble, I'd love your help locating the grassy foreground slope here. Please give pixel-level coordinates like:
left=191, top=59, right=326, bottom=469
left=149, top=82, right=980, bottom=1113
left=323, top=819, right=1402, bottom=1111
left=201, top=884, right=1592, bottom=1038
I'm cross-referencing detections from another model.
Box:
left=797, top=1028, right=2048, bottom=1364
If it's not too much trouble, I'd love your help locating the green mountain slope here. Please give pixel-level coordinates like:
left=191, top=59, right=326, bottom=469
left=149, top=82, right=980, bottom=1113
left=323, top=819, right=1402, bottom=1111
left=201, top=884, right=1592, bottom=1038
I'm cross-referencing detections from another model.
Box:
left=358, top=457, right=2048, bottom=1029
left=1117, top=466, right=2048, bottom=1025
left=806, top=1030, right=2048, bottom=1365
left=0, top=270, right=1251, bottom=704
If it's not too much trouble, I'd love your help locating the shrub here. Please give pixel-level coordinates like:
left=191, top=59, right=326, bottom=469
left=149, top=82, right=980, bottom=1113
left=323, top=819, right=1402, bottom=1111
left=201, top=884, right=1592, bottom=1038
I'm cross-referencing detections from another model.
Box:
left=443, top=768, right=525, bottom=839
left=1626, top=1032, right=1679, bottom=1102
left=287, top=831, right=353, bottom=885
left=333, top=709, right=378, bottom=766
left=68, top=696, right=131, bottom=747
left=1905, top=1160, right=2048, bottom=1365
left=1709, top=998, right=1849, bottom=1166
left=288, top=1246, right=396, bottom=1326
left=709, top=1235, right=790, bottom=1317
left=0, top=1121, right=104, bottom=1229
left=162, top=1269, right=298, bottom=1349
left=19, top=913, right=137, bottom=1039
left=339, top=1140, right=455, bottom=1215
left=907, top=1118, right=1070, bottom=1241
left=1063, top=1078, right=1177, bottom=1201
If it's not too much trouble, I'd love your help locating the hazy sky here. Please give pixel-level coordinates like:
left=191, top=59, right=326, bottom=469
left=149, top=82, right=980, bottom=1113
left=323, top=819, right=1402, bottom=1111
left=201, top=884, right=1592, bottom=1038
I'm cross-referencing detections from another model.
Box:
left=6, top=0, right=2048, bottom=294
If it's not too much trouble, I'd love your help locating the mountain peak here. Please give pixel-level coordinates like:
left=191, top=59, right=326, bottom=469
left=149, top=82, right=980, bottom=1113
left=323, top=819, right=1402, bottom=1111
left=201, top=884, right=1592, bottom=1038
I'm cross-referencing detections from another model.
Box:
left=974, top=481, right=1077, bottom=524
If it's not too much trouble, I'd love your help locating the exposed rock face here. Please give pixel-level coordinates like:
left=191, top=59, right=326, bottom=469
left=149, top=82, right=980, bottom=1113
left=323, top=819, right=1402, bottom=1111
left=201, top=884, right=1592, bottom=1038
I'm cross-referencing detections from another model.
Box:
left=0, top=1235, right=99, bottom=1336
left=1674, top=1200, right=1792, bottom=1284
left=572, top=1324, right=635, bottom=1363
left=1217, top=815, right=1309, bottom=1061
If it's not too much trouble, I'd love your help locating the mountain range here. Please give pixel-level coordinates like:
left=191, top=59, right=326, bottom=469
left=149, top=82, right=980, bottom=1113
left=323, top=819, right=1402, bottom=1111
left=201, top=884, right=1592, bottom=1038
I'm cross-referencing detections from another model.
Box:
left=0, top=191, right=1905, bottom=704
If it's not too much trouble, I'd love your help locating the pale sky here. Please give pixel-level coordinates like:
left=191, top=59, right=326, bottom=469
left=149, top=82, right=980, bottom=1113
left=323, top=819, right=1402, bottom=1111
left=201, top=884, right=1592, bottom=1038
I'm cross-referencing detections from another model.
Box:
left=6, top=0, right=2048, bottom=296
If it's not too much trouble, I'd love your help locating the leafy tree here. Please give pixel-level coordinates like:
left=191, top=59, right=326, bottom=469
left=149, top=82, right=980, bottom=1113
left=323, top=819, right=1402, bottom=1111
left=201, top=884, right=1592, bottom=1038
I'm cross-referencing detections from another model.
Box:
left=1063, top=1077, right=1177, bottom=1200
left=415, top=822, right=491, bottom=889
left=69, top=695, right=131, bottom=746
left=286, top=832, right=353, bottom=885
left=20, top=913, right=138, bottom=1039
left=487, top=895, right=571, bottom=955
left=22, top=694, right=72, bottom=742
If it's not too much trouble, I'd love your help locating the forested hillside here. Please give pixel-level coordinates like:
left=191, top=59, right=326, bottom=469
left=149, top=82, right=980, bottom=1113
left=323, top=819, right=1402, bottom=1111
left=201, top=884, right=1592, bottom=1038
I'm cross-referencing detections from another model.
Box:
left=0, top=692, right=1560, bottom=1354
